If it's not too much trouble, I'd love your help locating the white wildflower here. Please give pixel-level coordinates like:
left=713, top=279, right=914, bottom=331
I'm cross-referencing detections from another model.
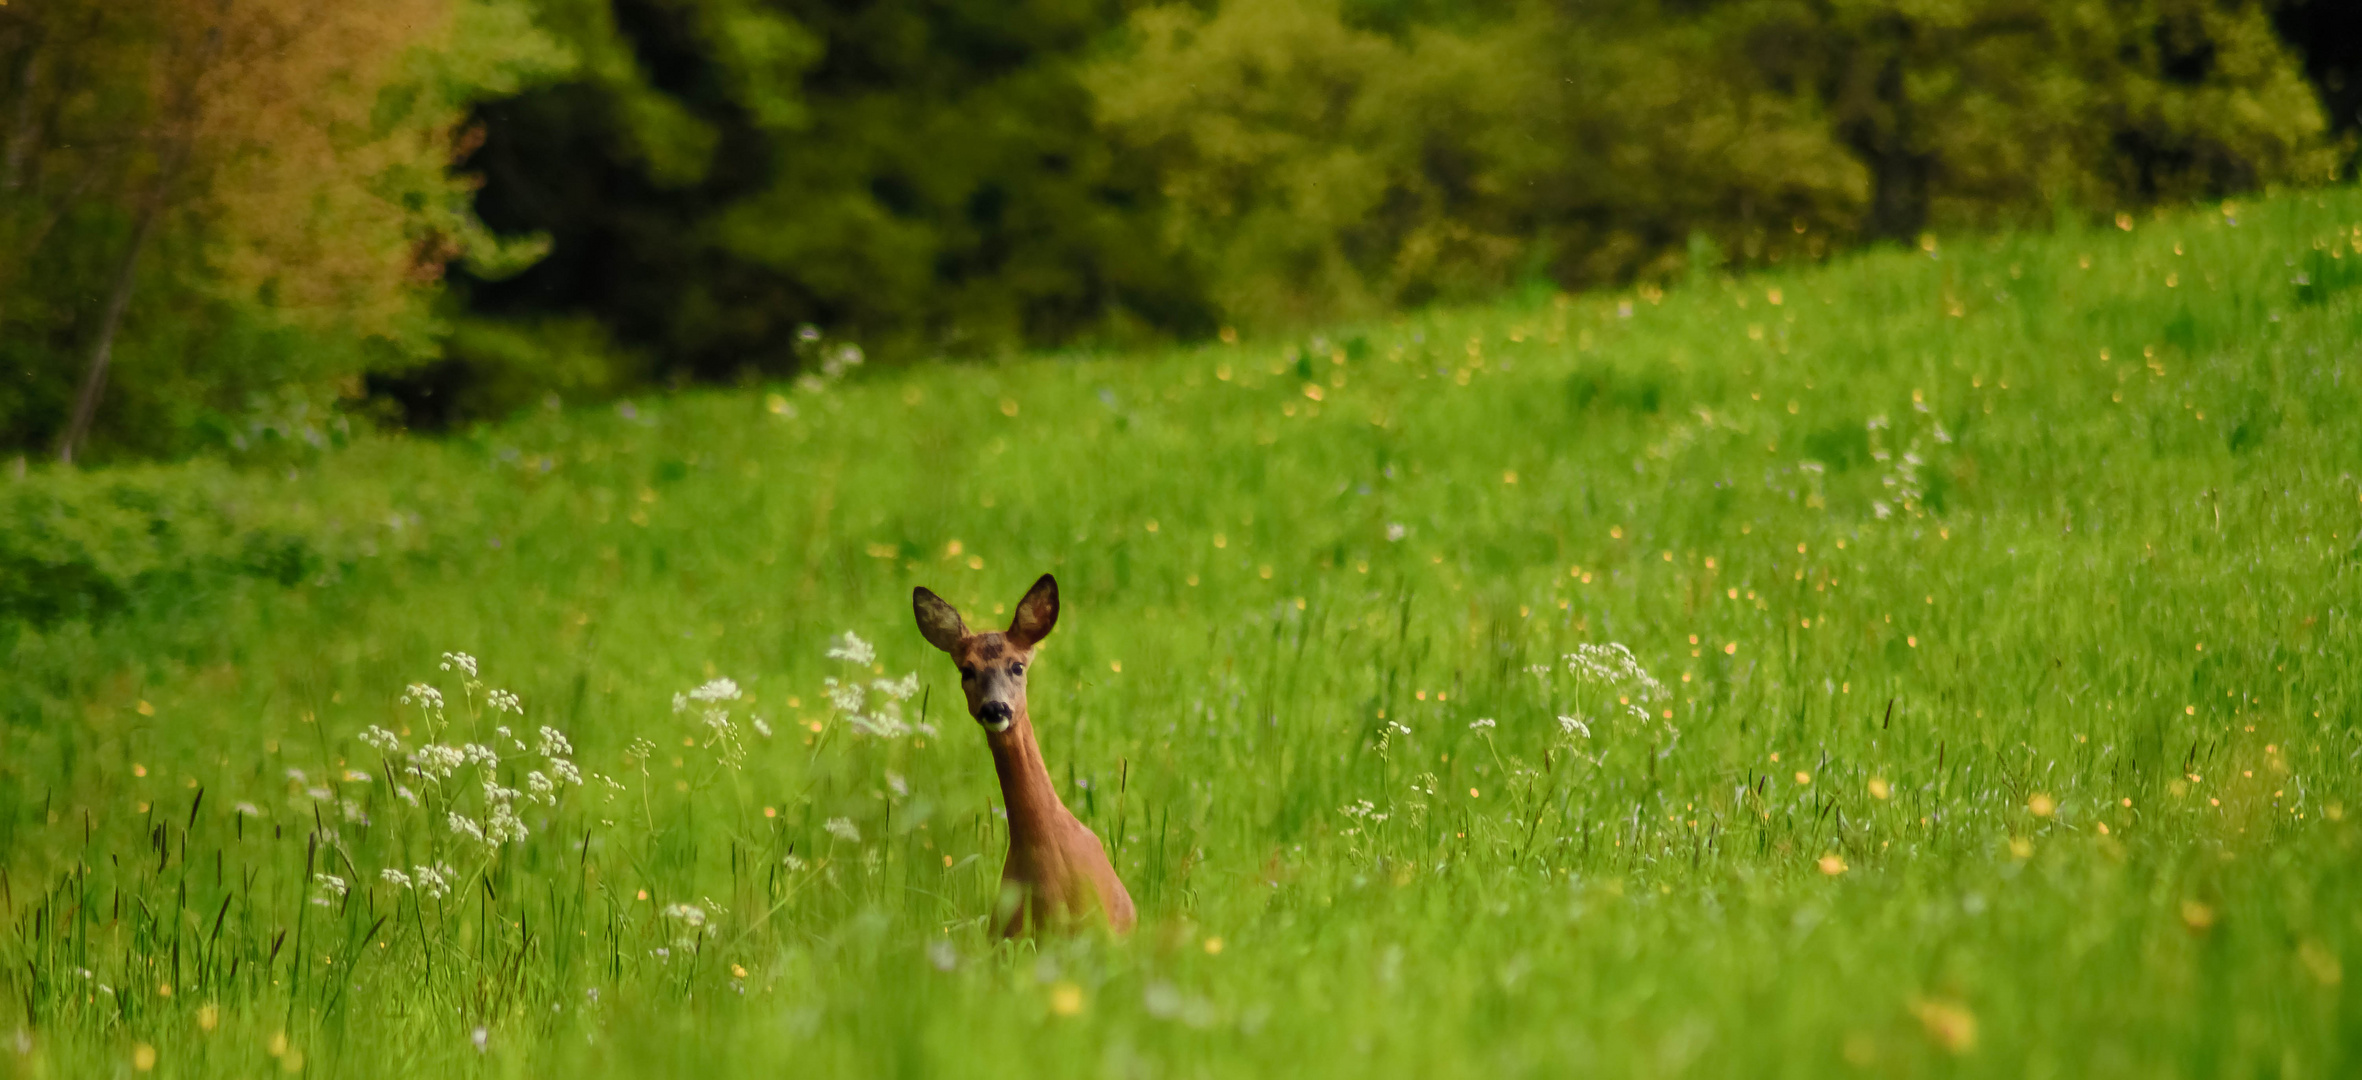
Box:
left=848, top=704, right=910, bottom=739
left=688, top=678, right=742, bottom=704
left=448, top=813, right=486, bottom=845
left=886, top=771, right=908, bottom=798
left=825, top=632, right=877, bottom=667
left=1469, top=718, right=1496, bottom=730
left=396, top=785, right=418, bottom=805
left=537, top=726, right=573, bottom=758
left=661, top=903, right=707, bottom=928
left=359, top=726, right=403, bottom=753
left=413, top=864, right=453, bottom=900
left=313, top=873, right=348, bottom=899
left=1385, top=523, right=1408, bottom=542
left=527, top=771, right=556, bottom=804
left=381, top=868, right=412, bottom=889
left=823, top=817, right=860, bottom=843
left=340, top=798, right=367, bottom=823
left=752, top=717, right=773, bottom=738
left=305, top=786, right=333, bottom=802
left=233, top=801, right=261, bottom=817
left=1563, top=644, right=1667, bottom=722
left=487, top=689, right=522, bottom=715
left=402, top=683, right=444, bottom=711
left=485, top=802, right=528, bottom=845
left=343, top=769, right=373, bottom=783
left=462, top=743, right=500, bottom=767
left=413, top=744, right=465, bottom=779
left=549, top=759, right=582, bottom=786
left=873, top=673, right=920, bottom=702
left=1558, top=715, right=1592, bottom=738
left=781, top=853, right=807, bottom=871
left=823, top=677, right=865, bottom=713
left=440, top=652, right=478, bottom=678
left=285, top=767, right=308, bottom=784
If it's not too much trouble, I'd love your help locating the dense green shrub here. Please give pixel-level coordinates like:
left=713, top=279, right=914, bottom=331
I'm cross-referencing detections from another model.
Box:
left=1087, top=0, right=2335, bottom=323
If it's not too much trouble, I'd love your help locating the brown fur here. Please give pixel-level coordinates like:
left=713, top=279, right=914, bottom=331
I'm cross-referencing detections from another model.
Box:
left=913, top=576, right=1136, bottom=936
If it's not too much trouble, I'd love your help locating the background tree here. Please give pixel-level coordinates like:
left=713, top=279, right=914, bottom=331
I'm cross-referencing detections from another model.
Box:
left=1084, top=0, right=2332, bottom=323
left=1719, top=0, right=2336, bottom=243
left=0, top=0, right=563, bottom=461
left=419, top=0, right=1205, bottom=423
left=2, top=0, right=2347, bottom=448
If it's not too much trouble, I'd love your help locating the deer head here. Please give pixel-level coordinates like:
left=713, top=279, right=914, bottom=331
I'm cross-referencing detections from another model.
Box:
left=912, top=574, right=1058, bottom=733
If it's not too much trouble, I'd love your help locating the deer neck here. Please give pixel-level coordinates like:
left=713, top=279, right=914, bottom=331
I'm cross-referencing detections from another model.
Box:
left=985, top=706, right=1067, bottom=844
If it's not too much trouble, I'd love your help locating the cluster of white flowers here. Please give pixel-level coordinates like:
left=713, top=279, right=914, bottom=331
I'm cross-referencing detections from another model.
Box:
left=674, top=677, right=750, bottom=767
left=381, top=863, right=454, bottom=900
left=1559, top=643, right=1665, bottom=707
left=1863, top=406, right=1948, bottom=521
left=823, top=817, right=860, bottom=843
left=1339, top=799, right=1388, bottom=823
left=356, top=653, right=583, bottom=862
left=1532, top=643, right=1673, bottom=745
left=484, top=800, right=528, bottom=845
left=313, top=873, right=348, bottom=899
left=408, top=744, right=460, bottom=780
left=792, top=325, right=866, bottom=393
left=824, top=633, right=876, bottom=667
left=1468, top=718, right=1496, bottom=731
left=821, top=634, right=930, bottom=738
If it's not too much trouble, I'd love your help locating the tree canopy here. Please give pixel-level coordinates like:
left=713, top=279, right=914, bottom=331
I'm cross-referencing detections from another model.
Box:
left=0, top=0, right=2351, bottom=454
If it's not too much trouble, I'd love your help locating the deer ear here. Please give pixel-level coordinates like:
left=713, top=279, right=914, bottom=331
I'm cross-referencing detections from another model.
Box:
left=913, top=588, right=968, bottom=653
left=1007, top=574, right=1059, bottom=647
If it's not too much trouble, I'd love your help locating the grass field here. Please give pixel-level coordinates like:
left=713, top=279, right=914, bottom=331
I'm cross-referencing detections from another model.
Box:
left=4, top=188, right=2362, bottom=1079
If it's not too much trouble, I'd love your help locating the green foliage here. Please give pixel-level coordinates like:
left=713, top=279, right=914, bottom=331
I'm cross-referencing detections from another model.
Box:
left=0, top=467, right=325, bottom=636
left=0, top=0, right=569, bottom=461
left=2, top=187, right=2360, bottom=1077
left=458, top=0, right=1207, bottom=396
left=1087, top=0, right=2337, bottom=324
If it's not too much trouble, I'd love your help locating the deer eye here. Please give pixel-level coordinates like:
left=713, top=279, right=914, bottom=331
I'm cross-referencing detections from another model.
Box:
left=1009, top=662, right=1025, bottom=677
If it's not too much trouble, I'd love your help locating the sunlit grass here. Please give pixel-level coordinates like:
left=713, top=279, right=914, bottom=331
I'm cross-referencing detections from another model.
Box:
left=3, top=189, right=2360, bottom=1077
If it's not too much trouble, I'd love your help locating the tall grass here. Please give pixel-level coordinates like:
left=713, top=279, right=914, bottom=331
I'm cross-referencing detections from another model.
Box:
left=3, top=190, right=2360, bottom=1078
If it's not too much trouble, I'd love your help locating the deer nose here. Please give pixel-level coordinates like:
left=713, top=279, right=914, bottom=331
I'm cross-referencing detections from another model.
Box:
left=977, top=701, right=1012, bottom=728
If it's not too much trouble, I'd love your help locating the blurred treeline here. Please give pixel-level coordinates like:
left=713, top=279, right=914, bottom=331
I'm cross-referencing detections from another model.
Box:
left=2, top=0, right=2355, bottom=459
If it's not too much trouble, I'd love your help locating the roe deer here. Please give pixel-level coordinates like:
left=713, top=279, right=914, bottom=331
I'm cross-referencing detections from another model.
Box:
left=913, top=574, right=1136, bottom=936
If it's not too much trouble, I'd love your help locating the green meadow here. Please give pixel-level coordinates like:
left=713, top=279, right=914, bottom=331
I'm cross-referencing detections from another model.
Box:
left=5, top=189, right=2362, bottom=1079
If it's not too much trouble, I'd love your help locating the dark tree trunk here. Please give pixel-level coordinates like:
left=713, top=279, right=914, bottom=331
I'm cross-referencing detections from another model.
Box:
left=57, top=9, right=226, bottom=463
left=1836, top=40, right=1935, bottom=244
left=58, top=201, right=160, bottom=464
left=2, top=26, right=46, bottom=193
